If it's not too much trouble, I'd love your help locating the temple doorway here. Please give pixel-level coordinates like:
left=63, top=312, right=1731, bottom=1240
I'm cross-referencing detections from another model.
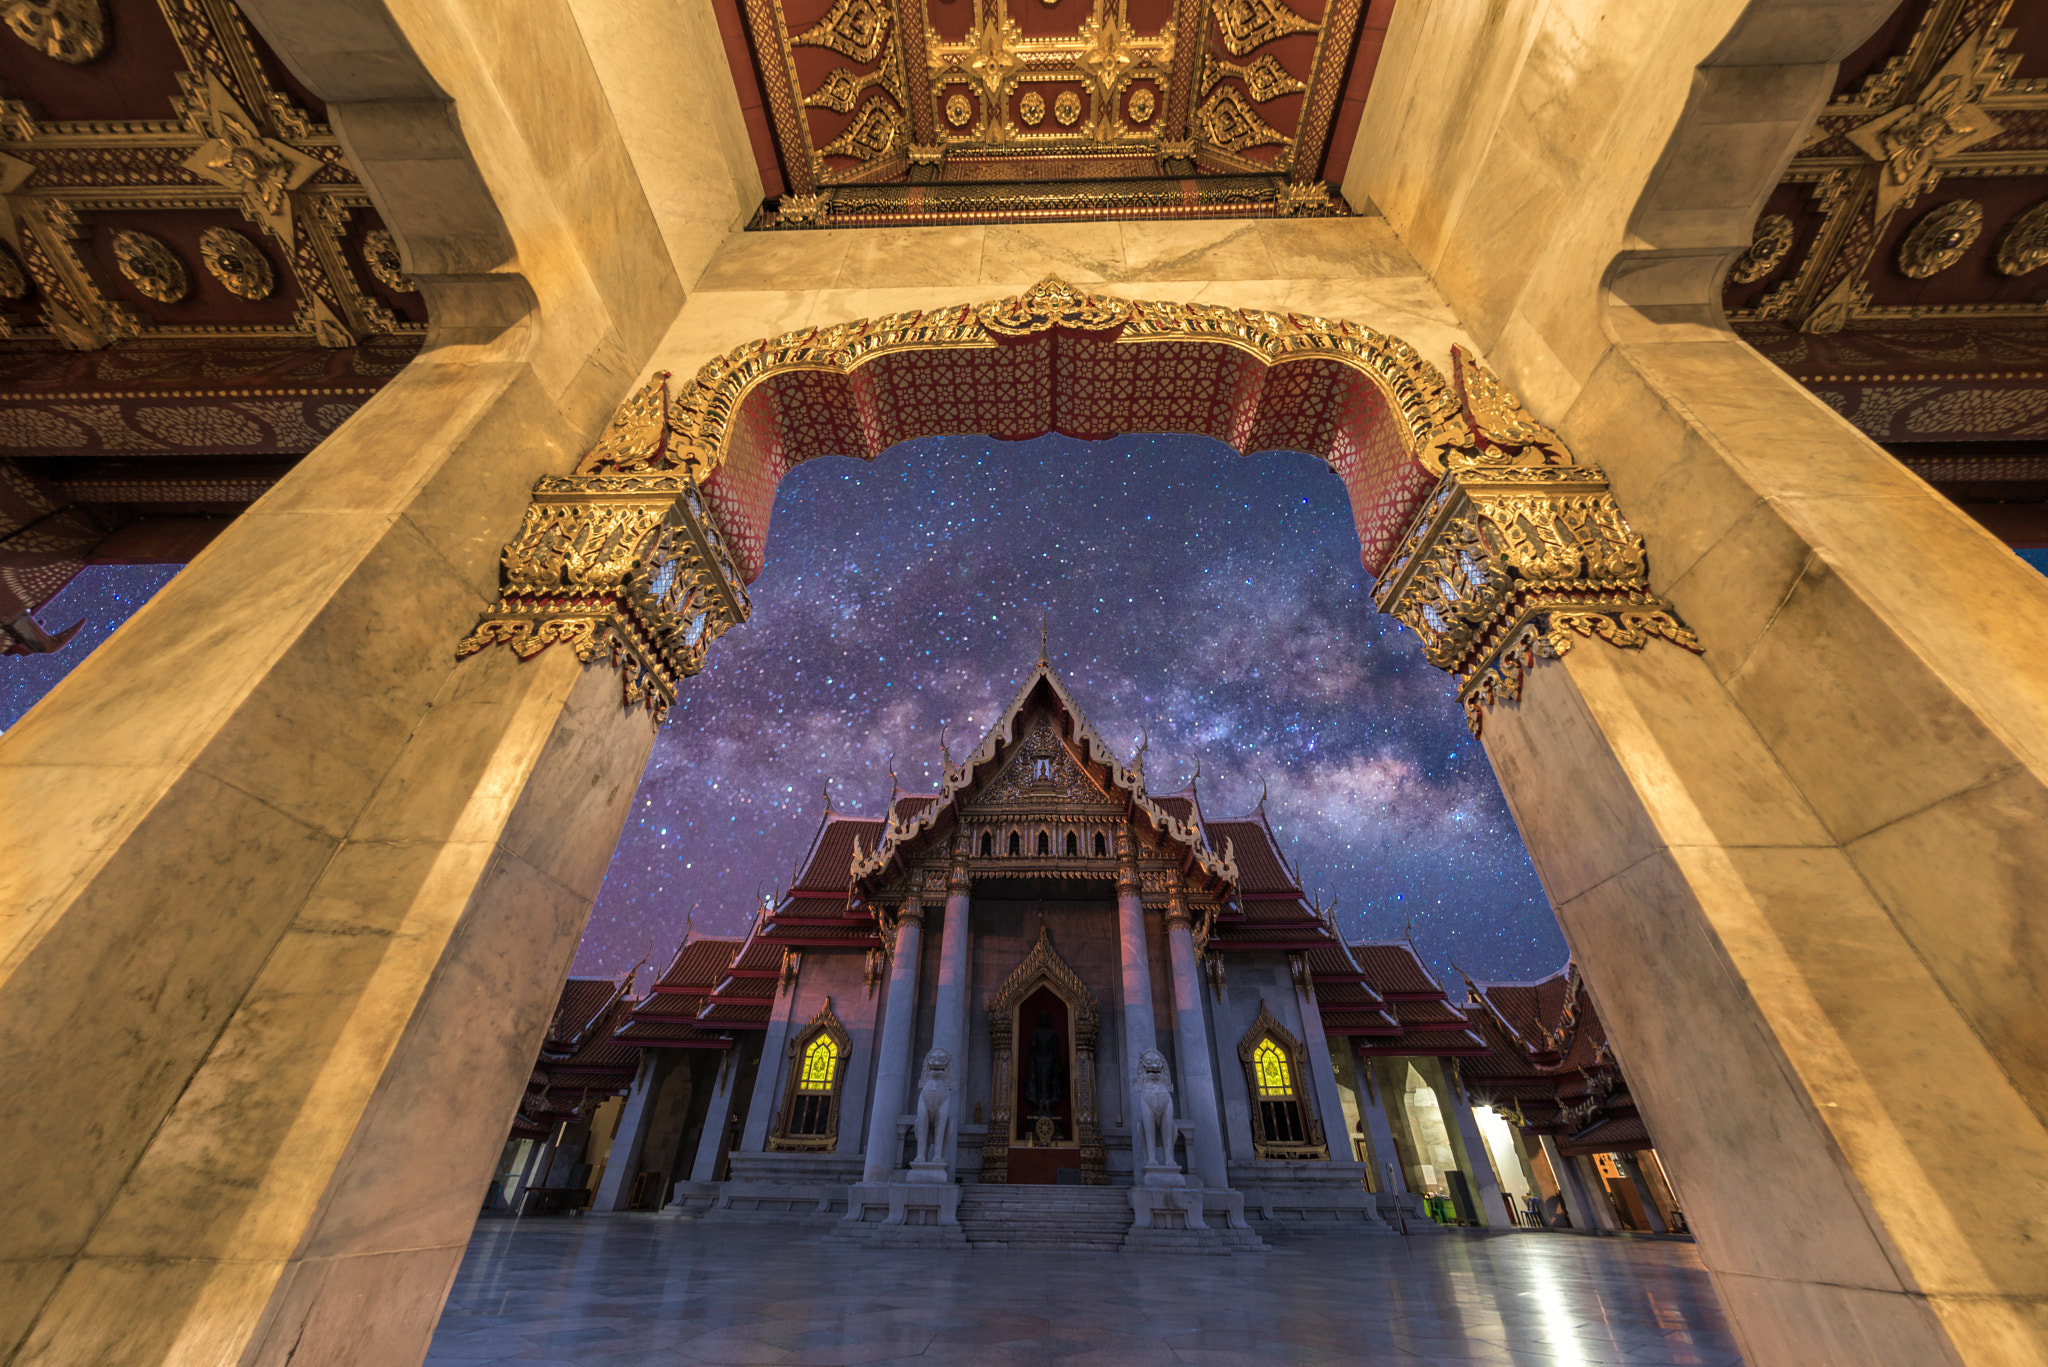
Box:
left=1006, top=988, right=1073, bottom=1185
left=980, top=925, right=1107, bottom=1185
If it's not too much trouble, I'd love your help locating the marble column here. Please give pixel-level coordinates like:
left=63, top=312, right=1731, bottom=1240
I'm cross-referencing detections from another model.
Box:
left=1114, top=830, right=1173, bottom=1183
left=685, top=1050, right=742, bottom=1186
left=861, top=896, right=925, bottom=1183
left=1619, top=1153, right=1670, bottom=1233
left=1537, top=1136, right=1594, bottom=1232
left=739, top=960, right=802, bottom=1155
left=927, top=841, right=973, bottom=1174
left=1163, top=887, right=1227, bottom=1190
left=1354, top=1054, right=1408, bottom=1197
left=512, top=1125, right=562, bottom=1213
left=1436, top=1062, right=1509, bottom=1230
left=1289, top=959, right=1353, bottom=1165
left=593, top=1053, right=660, bottom=1211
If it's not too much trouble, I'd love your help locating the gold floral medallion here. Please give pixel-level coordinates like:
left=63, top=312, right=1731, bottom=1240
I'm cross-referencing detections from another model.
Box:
left=1020, top=90, right=1045, bottom=127
left=111, top=230, right=189, bottom=304
left=1127, top=87, right=1155, bottom=123
left=199, top=227, right=273, bottom=300
left=945, top=91, right=972, bottom=127
left=1054, top=89, right=1082, bottom=126
left=1897, top=199, right=1983, bottom=279
left=362, top=228, right=417, bottom=293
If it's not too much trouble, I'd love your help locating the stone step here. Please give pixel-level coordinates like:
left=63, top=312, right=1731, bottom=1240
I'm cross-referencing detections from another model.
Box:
left=956, top=1184, right=1137, bottom=1251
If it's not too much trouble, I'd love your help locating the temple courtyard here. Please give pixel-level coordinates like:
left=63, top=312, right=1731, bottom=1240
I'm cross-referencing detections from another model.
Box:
left=425, top=1219, right=1738, bottom=1366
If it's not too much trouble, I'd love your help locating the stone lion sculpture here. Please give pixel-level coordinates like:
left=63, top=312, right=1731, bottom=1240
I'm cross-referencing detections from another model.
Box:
left=1135, top=1048, right=1175, bottom=1169
left=915, top=1047, right=955, bottom=1166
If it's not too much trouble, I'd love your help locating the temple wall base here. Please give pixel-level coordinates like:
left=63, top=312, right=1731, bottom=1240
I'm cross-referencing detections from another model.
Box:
left=1228, top=1160, right=1395, bottom=1229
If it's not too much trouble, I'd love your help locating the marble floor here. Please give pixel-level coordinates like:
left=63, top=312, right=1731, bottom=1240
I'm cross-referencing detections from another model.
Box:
left=426, top=1216, right=1743, bottom=1367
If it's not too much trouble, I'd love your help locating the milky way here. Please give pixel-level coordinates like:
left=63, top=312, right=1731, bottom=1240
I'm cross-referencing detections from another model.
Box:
left=1, top=434, right=1578, bottom=987
left=581, top=432, right=1563, bottom=985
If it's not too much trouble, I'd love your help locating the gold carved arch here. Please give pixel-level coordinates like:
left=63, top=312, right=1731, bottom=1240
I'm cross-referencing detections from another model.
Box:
left=981, top=924, right=1106, bottom=1185
left=1237, top=997, right=1327, bottom=1161
left=459, top=277, right=1699, bottom=732
left=768, top=997, right=852, bottom=1152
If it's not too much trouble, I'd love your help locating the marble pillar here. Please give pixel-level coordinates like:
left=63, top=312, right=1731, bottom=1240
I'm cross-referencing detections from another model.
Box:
left=686, top=1050, right=742, bottom=1186
left=1163, top=891, right=1227, bottom=1190
left=928, top=843, right=972, bottom=1175
left=738, top=964, right=802, bottom=1155
left=1536, top=1136, right=1596, bottom=1233
left=1114, top=831, right=1173, bottom=1184
left=861, top=898, right=924, bottom=1183
left=512, top=1125, right=561, bottom=1213
left=1440, top=1065, right=1510, bottom=1230
left=1354, top=1055, right=1408, bottom=1197
left=1619, top=1154, right=1670, bottom=1234
left=1288, top=962, right=1352, bottom=1166
left=593, top=1053, right=660, bottom=1211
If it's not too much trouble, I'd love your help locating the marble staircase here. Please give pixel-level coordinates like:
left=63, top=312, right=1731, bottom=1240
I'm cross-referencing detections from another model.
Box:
left=956, top=1186, right=1134, bottom=1251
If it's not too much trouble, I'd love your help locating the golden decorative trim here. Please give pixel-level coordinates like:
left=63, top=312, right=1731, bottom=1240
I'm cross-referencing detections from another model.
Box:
left=1194, top=84, right=1289, bottom=154
left=791, top=0, right=889, bottom=63
left=111, top=229, right=189, bottom=303
left=1727, top=214, right=1793, bottom=285
left=1370, top=348, right=1699, bottom=735
left=198, top=226, right=272, bottom=300
left=3, top=0, right=106, bottom=64
left=362, top=228, right=416, bottom=293
left=1897, top=198, right=1983, bottom=278
left=1237, top=998, right=1327, bottom=1160
left=1211, top=0, right=1317, bottom=57
left=1994, top=199, right=2048, bottom=276
left=980, top=926, right=1106, bottom=1184
left=457, top=371, right=752, bottom=721
left=767, top=997, right=851, bottom=1152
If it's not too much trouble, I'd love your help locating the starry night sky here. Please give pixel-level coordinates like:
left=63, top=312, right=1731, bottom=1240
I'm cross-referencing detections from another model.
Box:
left=1, top=434, right=1605, bottom=988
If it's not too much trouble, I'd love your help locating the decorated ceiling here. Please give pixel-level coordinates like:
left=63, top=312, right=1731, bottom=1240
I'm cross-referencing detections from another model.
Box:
left=1724, top=0, right=2048, bottom=548
left=717, top=0, right=1395, bottom=226
left=0, top=0, right=422, bottom=652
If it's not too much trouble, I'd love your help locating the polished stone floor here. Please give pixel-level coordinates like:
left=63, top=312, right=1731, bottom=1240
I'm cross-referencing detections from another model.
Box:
left=426, top=1216, right=1744, bottom=1366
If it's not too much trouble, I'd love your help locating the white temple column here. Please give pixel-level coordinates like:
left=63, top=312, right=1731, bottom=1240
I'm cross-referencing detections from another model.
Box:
left=1538, top=1135, right=1599, bottom=1232
left=1164, top=886, right=1227, bottom=1191
left=1289, top=959, right=1351, bottom=1163
left=1619, top=1153, right=1671, bottom=1233
left=1354, top=1054, right=1408, bottom=1197
left=1441, top=1069, right=1510, bottom=1229
left=928, top=841, right=972, bottom=1175
left=739, top=963, right=801, bottom=1154
left=861, top=896, right=924, bottom=1183
left=1115, top=829, right=1173, bottom=1183
left=684, top=1050, right=742, bottom=1186
left=592, top=1052, right=659, bottom=1211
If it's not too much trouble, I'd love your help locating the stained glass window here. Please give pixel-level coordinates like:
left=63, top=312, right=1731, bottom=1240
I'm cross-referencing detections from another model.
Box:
left=799, top=1033, right=838, bottom=1091
left=1253, top=1038, right=1293, bottom=1097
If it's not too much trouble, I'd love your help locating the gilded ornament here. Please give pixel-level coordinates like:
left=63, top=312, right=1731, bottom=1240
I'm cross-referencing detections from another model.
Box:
left=362, top=228, right=416, bottom=293
left=806, top=66, right=880, bottom=115
left=945, top=92, right=973, bottom=128
left=1993, top=200, right=2048, bottom=277
left=818, top=95, right=902, bottom=162
left=1194, top=85, right=1288, bottom=154
left=1054, top=90, right=1082, bottom=127
left=576, top=372, right=673, bottom=476
left=1727, top=214, right=1794, bottom=285
left=1127, top=87, right=1155, bottom=123
left=790, top=0, right=888, bottom=63
left=1218, top=54, right=1304, bottom=102
left=2, top=0, right=106, bottom=64
left=1275, top=181, right=1332, bottom=217
left=0, top=242, right=26, bottom=300
left=111, top=230, right=189, bottom=304
left=976, top=275, right=1130, bottom=336
left=777, top=192, right=831, bottom=226
left=202, top=113, right=294, bottom=219
left=1019, top=90, right=1045, bottom=127
left=1844, top=28, right=2003, bottom=218
left=1897, top=199, right=1982, bottom=278
left=1211, top=0, right=1317, bottom=58
left=198, top=227, right=273, bottom=301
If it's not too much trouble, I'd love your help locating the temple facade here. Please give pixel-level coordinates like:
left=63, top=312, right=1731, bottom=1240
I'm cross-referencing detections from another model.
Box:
left=491, top=654, right=1685, bottom=1245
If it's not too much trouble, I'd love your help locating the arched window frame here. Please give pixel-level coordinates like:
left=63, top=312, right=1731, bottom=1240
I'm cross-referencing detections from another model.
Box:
left=768, top=999, right=851, bottom=1152
left=980, top=831, right=994, bottom=857
left=1237, top=999, right=1328, bottom=1161
left=1008, top=830, right=1022, bottom=856
left=1093, top=831, right=1107, bottom=857
left=1036, top=829, right=1050, bottom=855
left=1065, top=830, right=1079, bottom=856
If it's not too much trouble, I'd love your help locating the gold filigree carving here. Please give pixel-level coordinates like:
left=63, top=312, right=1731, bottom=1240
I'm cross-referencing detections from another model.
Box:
left=1218, top=53, right=1304, bottom=102
left=791, top=0, right=889, bottom=63
left=362, top=228, right=416, bottom=293
left=576, top=372, right=673, bottom=476
left=456, top=461, right=752, bottom=721
left=199, top=226, right=273, bottom=300
left=1897, top=199, right=1982, bottom=278
left=111, top=230, right=189, bottom=304
left=1844, top=26, right=2003, bottom=218
left=976, top=275, right=1131, bottom=335
left=1194, top=85, right=1289, bottom=155
left=806, top=64, right=886, bottom=115
left=1727, top=214, right=1794, bottom=285
left=1994, top=200, right=2048, bottom=277
left=1054, top=90, right=1082, bottom=127
left=1237, top=1000, right=1327, bottom=1161
left=2, top=0, right=105, bottom=64
left=0, top=242, right=26, bottom=300
left=819, top=94, right=902, bottom=162
left=1211, top=0, right=1317, bottom=58
left=945, top=91, right=973, bottom=127
left=1371, top=349, right=1699, bottom=735
left=1019, top=90, right=1046, bottom=126
left=1275, top=181, right=1332, bottom=216
left=1127, top=87, right=1154, bottom=123
left=777, top=191, right=831, bottom=225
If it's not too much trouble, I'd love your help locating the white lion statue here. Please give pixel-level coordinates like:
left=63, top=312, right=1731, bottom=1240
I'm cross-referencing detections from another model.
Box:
left=915, top=1047, right=955, bottom=1165
left=1135, top=1048, right=1176, bottom=1169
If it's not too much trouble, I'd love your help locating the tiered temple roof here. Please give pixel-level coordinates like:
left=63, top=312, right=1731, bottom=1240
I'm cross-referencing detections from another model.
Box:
left=1460, top=966, right=1648, bottom=1156
left=513, top=975, right=643, bottom=1138
left=1346, top=943, right=1490, bottom=1056
left=614, top=937, right=745, bottom=1049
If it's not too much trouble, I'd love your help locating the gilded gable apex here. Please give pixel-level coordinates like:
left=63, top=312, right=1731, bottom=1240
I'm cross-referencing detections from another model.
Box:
left=967, top=710, right=1113, bottom=811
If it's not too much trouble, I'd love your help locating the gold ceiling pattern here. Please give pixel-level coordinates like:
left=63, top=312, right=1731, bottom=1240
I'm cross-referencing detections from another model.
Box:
left=741, top=0, right=1369, bottom=202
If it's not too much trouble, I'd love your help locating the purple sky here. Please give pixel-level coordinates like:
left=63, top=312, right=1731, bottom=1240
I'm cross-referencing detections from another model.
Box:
left=4, top=433, right=1591, bottom=987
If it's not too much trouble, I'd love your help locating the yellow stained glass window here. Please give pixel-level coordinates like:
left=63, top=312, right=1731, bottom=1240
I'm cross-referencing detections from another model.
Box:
left=799, top=1033, right=838, bottom=1091
left=1253, top=1038, right=1293, bottom=1097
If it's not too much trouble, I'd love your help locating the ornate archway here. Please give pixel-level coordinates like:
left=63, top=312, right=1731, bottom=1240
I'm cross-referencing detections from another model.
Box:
left=459, top=278, right=1698, bottom=733
left=981, top=925, right=1105, bottom=1186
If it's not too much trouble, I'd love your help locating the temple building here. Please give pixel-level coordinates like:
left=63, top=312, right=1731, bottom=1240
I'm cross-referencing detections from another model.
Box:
left=489, top=652, right=1682, bottom=1246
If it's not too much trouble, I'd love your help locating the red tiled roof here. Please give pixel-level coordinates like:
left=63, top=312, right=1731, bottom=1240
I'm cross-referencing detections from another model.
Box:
left=1562, top=1114, right=1650, bottom=1155
left=651, top=937, right=742, bottom=991
left=792, top=816, right=884, bottom=893
left=1208, top=819, right=1298, bottom=895
left=1351, top=943, right=1443, bottom=999
left=1153, top=795, right=1195, bottom=823
left=549, top=978, right=618, bottom=1044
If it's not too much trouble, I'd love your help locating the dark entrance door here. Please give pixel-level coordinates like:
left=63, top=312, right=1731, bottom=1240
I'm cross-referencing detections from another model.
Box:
left=1007, top=985, right=1075, bottom=1184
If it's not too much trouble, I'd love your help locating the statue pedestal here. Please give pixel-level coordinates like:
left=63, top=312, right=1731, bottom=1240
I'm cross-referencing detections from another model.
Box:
left=831, top=1181, right=966, bottom=1248
left=1123, top=1187, right=1265, bottom=1252
left=904, top=1159, right=951, bottom=1185
left=1138, top=1163, right=1186, bottom=1188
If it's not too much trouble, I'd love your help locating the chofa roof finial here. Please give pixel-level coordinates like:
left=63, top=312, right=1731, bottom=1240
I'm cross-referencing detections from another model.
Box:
left=1039, top=609, right=1049, bottom=667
